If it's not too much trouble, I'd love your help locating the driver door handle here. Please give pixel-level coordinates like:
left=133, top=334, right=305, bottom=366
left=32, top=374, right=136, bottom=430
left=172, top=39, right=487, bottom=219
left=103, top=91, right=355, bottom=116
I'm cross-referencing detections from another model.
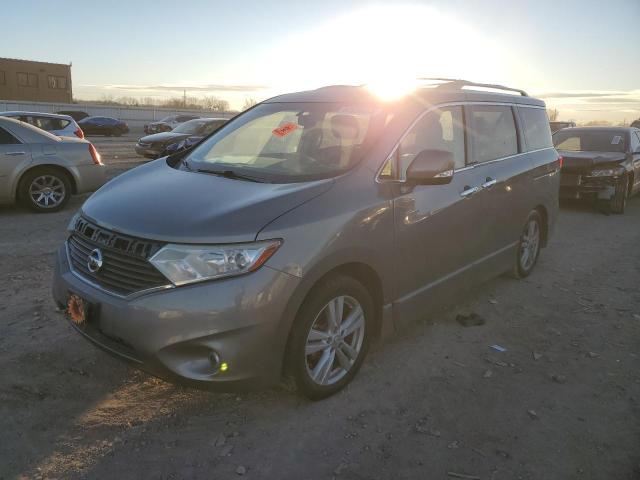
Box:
left=6, top=151, right=26, bottom=156
left=482, top=177, right=497, bottom=189
left=460, top=186, right=481, bottom=198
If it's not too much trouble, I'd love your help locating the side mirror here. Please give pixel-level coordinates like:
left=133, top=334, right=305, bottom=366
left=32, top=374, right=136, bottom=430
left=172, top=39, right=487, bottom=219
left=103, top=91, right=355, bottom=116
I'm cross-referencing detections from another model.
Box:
left=406, top=149, right=455, bottom=185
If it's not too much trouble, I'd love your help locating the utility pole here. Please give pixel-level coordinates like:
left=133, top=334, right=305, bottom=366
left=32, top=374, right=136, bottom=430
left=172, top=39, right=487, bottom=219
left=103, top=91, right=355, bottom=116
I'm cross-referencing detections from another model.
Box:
left=183, top=90, right=186, bottom=108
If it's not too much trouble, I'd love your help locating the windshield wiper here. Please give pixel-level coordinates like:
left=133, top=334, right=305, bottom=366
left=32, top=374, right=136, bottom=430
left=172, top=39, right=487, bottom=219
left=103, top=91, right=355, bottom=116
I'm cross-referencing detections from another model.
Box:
left=196, top=168, right=265, bottom=183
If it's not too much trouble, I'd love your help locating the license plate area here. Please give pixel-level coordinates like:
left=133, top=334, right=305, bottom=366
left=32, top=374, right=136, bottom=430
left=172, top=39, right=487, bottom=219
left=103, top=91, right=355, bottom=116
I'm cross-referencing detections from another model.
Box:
left=66, top=293, right=99, bottom=326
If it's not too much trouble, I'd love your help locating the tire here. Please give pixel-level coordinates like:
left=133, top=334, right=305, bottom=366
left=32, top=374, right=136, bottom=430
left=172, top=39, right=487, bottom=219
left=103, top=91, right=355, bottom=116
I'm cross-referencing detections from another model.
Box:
left=609, top=175, right=628, bottom=214
left=512, top=210, right=542, bottom=278
left=20, top=168, right=71, bottom=213
left=286, top=275, right=373, bottom=400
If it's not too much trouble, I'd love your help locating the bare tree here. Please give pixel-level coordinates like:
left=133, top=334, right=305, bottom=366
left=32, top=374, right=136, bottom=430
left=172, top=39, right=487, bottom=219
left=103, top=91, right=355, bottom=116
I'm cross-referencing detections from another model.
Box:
left=547, top=108, right=559, bottom=121
left=242, top=97, right=258, bottom=111
left=201, top=95, right=230, bottom=112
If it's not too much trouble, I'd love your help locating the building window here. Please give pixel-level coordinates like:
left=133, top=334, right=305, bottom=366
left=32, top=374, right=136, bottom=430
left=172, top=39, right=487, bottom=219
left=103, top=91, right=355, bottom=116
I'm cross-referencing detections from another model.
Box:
left=0, top=71, right=6, bottom=85
left=17, top=72, right=38, bottom=88
left=47, top=75, right=68, bottom=90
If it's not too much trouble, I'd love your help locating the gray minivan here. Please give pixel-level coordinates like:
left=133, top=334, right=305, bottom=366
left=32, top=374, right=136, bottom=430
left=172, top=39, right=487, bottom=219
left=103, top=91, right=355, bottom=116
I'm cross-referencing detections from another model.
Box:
left=53, top=80, right=560, bottom=399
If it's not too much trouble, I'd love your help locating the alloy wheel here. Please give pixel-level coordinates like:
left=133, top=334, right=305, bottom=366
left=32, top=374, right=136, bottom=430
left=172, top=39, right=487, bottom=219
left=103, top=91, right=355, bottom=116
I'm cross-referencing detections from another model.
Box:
left=28, top=175, right=66, bottom=209
left=519, top=218, right=540, bottom=271
left=305, top=295, right=366, bottom=386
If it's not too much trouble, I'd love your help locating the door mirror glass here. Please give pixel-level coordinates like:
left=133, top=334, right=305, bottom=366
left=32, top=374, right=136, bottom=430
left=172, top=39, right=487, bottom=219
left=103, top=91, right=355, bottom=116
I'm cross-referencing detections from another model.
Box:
left=406, top=149, right=455, bottom=185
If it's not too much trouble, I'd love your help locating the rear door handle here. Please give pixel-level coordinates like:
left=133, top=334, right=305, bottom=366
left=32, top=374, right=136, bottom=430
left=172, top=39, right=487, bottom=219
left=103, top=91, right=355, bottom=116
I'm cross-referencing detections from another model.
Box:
left=6, top=151, right=26, bottom=156
left=460, top=186, right=480, bottom=198
left=482, top=177, right=497, bottom=189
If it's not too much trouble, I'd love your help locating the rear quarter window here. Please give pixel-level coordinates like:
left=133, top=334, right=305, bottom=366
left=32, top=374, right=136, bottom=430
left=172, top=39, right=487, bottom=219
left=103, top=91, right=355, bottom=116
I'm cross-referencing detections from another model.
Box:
left=518, top=107, right=552, bottom=151
left=32, top=116, right=70, bottom=131
left=0, top=126, right=20, bottom=144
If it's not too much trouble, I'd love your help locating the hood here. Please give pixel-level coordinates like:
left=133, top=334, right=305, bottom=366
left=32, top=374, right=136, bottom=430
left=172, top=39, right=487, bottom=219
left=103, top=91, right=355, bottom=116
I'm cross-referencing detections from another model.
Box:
left=139, top=132, right=188, bottom=144
left=559, top=150, right=627, bottom=172
left=81, top=159, right=334, bottom=244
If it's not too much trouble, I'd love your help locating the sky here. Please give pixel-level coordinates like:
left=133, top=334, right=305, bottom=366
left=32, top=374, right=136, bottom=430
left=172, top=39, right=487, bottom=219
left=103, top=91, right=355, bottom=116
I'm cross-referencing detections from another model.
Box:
left=3, top=0, right=640, bottom=122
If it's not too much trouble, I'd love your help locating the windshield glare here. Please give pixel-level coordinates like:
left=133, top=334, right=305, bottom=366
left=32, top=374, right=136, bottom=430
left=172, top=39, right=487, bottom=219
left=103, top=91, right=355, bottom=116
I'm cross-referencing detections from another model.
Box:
left=185, top=103, right=388, bottom=181
left=553, top=130, right=627, bottom=153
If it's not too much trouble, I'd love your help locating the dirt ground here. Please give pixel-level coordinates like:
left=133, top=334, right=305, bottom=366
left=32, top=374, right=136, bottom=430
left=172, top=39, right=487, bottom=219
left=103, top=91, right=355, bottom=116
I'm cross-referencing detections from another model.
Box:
left=1, top=135, right=639, bottom=480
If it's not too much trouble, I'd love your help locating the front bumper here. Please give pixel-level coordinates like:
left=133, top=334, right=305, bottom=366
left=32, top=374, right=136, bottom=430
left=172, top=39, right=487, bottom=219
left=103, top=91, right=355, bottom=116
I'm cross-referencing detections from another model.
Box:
left=135, top=145, right=163, bottom=158
left=559, top=172, right=618, bottom=200
left=52, top=245, right=300, bottom=391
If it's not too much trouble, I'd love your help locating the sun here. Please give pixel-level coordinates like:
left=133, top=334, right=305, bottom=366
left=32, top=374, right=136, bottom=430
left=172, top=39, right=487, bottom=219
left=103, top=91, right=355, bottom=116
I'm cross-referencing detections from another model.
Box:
left=254, top=5, right=534, bottom=98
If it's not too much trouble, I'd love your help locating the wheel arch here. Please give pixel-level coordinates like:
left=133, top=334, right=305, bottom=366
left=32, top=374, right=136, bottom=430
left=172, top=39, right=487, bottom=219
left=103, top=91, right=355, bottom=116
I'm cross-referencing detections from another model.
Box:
left=276, top=254, right=389, bottom=378
left=534, top=204, right=549, bottom=247
left=15, top=164, right=78, bottom=201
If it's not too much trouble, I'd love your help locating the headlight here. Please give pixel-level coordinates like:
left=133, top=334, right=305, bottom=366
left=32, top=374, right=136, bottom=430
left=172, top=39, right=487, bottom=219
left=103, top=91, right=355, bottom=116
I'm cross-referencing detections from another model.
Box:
left=149, top=240, right=281, bottom=286
left=67, top=212, right=80, bottom=232
left=176, top=140, right=186, bottom=149
left=590, top=167, right=624, bottom=177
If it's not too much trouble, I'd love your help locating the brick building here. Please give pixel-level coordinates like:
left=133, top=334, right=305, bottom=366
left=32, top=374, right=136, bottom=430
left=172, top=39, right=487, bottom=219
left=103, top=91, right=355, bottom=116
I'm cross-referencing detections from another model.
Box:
left=0, top=57, right=72, bottom=103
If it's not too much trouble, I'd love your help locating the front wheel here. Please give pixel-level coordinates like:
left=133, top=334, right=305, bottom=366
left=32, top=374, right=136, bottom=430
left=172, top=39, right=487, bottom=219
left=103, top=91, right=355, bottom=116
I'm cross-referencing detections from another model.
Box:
left=513, top=211, right=542, bottom=278
left=286, top=275, right=372, bottom=400
left=609, top=175, right=628, bottom=214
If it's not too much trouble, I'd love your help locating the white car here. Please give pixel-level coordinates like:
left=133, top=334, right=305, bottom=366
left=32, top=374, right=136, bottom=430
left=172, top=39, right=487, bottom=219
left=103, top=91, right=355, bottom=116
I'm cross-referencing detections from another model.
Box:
left=0, top=111, right=84, bottom=139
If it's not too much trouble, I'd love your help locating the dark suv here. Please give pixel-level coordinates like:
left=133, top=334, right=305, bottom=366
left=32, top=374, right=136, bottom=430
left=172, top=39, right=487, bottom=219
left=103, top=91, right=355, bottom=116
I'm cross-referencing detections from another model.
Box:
left=53, top=80, right=560, bottom=399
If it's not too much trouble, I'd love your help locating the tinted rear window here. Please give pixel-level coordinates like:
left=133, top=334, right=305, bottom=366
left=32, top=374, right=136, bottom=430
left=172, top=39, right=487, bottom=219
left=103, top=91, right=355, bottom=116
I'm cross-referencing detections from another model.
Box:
left=519, top=107, right=552, bottom=151
left=467, top=105, right=518, bottom=163
left=553, top=130, right=627, bottom=153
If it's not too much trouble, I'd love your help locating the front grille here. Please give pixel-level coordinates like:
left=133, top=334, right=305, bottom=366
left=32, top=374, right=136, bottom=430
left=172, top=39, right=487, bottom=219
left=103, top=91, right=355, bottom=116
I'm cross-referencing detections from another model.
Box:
left=67, top=217, right=170, bottom=296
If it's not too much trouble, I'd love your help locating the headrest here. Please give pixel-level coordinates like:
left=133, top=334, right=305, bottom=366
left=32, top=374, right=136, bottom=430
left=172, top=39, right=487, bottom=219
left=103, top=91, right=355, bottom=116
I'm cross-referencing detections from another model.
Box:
left=331, top=114, right=360, bottom=140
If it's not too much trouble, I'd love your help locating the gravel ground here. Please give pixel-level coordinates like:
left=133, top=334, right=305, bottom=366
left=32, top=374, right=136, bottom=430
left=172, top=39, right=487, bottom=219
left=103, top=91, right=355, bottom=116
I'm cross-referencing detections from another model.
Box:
left=1, top=135, right=639, bottom=479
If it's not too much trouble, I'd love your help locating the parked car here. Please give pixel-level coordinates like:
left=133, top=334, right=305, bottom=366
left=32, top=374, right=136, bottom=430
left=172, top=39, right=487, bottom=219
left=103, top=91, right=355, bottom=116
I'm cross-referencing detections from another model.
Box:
left=144, top=114, right=200, bottom=134
left=554, top=126, right=640, bottom=213
left=53, top=80, right=559, bottom=399
left=550, top=121, right=576, bottom=132
left=136, top=118, right=228, bottom=158
left=0, top=111, right=84, bottom=138
left=79, top=116, right=129, bottom=137
left=56, top=110, right=90, bottom=122
left=0, top=117, right=106, bottom=212
left=631, top=119, right=640, bottom=129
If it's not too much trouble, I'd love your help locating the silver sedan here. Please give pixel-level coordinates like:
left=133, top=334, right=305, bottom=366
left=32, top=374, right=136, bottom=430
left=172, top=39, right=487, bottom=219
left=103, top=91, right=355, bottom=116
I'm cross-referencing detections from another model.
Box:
left=0, top=117, right=106, bottom=212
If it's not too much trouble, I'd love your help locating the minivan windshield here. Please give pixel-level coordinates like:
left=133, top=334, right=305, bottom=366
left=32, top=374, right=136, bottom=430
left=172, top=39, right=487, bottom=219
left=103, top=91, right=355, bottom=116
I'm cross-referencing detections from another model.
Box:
left=553, top=129, right=627, bottom=153
left=185, top=102, right=389, bottom=182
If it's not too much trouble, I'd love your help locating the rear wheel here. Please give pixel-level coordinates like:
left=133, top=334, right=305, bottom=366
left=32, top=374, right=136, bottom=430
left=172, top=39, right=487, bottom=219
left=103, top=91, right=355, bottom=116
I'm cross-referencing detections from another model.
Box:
left=609, top=175, right=628, bottom=214
left=20, top=168, right=71, bottom=213
left=286, top=275, right=372, bottom=400
left=513, top=211, right=542, bottom=278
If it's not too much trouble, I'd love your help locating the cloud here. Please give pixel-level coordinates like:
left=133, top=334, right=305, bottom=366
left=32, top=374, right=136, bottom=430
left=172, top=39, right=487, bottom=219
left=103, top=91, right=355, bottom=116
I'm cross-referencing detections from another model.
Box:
left=80, top=83, right=268, bottom=93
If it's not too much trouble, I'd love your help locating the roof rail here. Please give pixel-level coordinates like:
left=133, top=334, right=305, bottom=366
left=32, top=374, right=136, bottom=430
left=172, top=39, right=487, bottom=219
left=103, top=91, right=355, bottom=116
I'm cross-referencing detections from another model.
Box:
left=417, top=78, right=528, bottom=97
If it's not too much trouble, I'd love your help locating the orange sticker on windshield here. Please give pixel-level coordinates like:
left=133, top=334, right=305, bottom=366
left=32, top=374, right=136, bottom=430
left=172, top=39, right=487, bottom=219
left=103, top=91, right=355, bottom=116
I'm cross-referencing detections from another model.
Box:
left=272, top=123, right=298, bottom=137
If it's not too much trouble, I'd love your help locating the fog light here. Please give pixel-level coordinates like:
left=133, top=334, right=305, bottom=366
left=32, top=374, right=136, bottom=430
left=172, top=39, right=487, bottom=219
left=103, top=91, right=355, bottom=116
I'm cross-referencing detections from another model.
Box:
left=220, top=362, right=228, bottom=372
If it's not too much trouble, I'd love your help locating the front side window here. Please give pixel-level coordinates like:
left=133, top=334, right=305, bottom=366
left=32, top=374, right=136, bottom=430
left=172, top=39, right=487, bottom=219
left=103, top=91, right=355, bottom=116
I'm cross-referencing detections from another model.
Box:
left=186, top=102, right=389, bottom=182
left=519, top=107, right=552, bottom=151
left=553, top=130, right=627, bottom=153
left=468, top=105, right=518, bottom=163
left=379, top=106, right=465, bottom=180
